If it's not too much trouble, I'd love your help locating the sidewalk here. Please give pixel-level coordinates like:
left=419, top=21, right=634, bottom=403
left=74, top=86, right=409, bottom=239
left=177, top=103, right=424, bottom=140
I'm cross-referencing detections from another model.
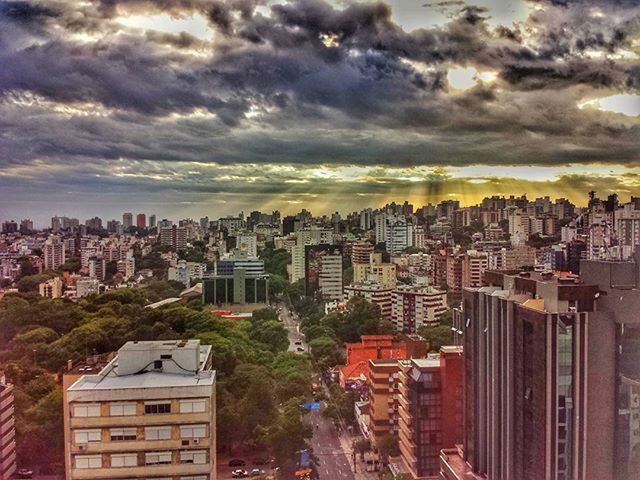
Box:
left=336, top=430, right=379, bottom=480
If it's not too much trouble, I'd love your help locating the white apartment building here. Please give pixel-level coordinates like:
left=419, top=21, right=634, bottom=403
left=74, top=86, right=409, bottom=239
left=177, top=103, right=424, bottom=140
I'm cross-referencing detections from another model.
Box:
left=344, top=282, right=393, bottom=320
left=235, top=234, right=258, bottom=257
left=44, top=235, right=66, bottom=270
left=63, top=340, right=216, bottom=480
left=290, top=228, right=335, bottom=283
left=39, top=276, right=63, bottom=299
left=317, top=252, right=343, bottom=301
left=391, top=284, right=447, bottom=333
left=76, top=278, right=100, bottom=298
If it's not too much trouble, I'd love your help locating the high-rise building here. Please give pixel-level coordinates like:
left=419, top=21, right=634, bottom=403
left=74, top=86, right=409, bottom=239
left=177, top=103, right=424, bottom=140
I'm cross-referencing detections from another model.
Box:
left=392, top=284, right=447, bottom=333
left=236, top=233, right=258, bottom=257
left=44, top=235, right=66, bottom=270
left=88, top=256, right=106, bottom=281
left=395, top=347, right=464, bottom=479
left=1, top=221, right=17, bottom=234
left=305, top=245, right=343, bottom=300
left=203, top=251, right=268, bottom=305
left=160, top=225, right=187, bottom=250
left=136, top=213, right=146, bottom=229
left=441, top=261, right=640, bottom=480
left=122, top=212, right=133, bottom=230
left=0, top=373, right=16, bottom=480
left=63, top=340, right=216, bottom=480
left=148, top=214, right=157, bottom=229
left=351, top=241, right=374, bottom=265
left=85, top=217, right=103, bottom=231
left=19, top=219, right=33, bottom=234
left=461, top=250, right=488, bottom=288
left=344, top=282, right=393, bottom=320
left=353, top=252, right=397, bottom=288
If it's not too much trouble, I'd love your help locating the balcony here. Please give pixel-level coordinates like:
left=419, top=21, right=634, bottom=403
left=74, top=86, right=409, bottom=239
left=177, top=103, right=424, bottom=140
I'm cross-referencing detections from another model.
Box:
left=1, top=439, right=15, bottom=459
left=0, top=395, right=13, bottom=411
left=70, top=412, right=210, bottom=428
left=0, top=450, right=16, bottom=474
left=0, top=406, right=14, bottom=423
left=71, top=462, right=212, bottom=479
left=0, top=417, right=14, bottom=436
left=71, top=437, right=210, bottom=454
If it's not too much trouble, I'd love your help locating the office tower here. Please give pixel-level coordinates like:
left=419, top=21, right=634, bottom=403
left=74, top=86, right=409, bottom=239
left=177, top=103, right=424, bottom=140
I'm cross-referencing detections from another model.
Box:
left=52, top=216, right=62, bottom=232
left=203, top=251, right=268, bottom=304
left=353, top=252, right=397, bottom=288
left=122, top=212, right=133, bottom=230
left=199, top=216, right=209, bottom=230
left=85, top=217, right=103, bottom=231
left=19, top=219, right=33, bottom=234
left=0, top=373, right=16, bottom=480
left=392, top=284, right=447, bottom=333
left=386, top=218, right=412, bottom=255
left=39, top=277, right=63, bottom=299
left=136, top=213, right=146, bottom=229
left=344, top=282, right=393, bottom=320
left=148, top=214, right=157, bottom=229
left=351, top=241, right=374, bottom=265
left=63, top=340, right=216, bottom=480
left=160, top=225, right=187, bottom=250
left=304, top=245, right=342, bottom=300
left=235, top=233, right=258, bottom=257
left=44, top=235, right=66, bottom=270
left=396, top=348, right=463, bottom=478
left=442, top=261, right=640, bottom=480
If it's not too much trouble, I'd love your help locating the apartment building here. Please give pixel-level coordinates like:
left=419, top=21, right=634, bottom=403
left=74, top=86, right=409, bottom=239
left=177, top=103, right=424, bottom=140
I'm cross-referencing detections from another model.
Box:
left=392, top=284, right=447, bottom=333
left=63, top=340, right=216, bottom=480
left=44, top=235, right=66, bottom=270
left=0, top=374, right=16, bottom=480
left=442, top=258, right=640, bottom=480
left=446, top=254, right=463, bottom=293
left=461, top=251, right=488, bottom=288
left=304, top=245, right=343, bottom=300
left=351, top=242, right=374, bottom=265
left=367, top=360, right=403, bottom=445
left=395, top=347, right=463, bottom=479
left=160, top=225, right=188, bottom=251
left=39, top=276, right=63, bottom=299
left=353, top=252, right=397, bottom=288
left=344, top=282, right=393, bottom=320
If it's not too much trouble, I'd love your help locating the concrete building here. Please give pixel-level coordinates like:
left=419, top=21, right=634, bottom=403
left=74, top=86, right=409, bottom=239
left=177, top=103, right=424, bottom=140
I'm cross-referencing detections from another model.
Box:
left=136, top=214, right=146, bottom=229
left=63, top=340, right=216, bottom=480
left=304, top=245, right=343, bottom=300
left=235, top=233, right=258, bottom=257
left=395, top=348, right=463, bottom=479
left=203, top=252, right=268, bottom=305
left=76, top=278, right=100, bottom=298
left=462, top=250, right=488, bottom=288
left=88, top=256, right=106, bottom=281
left=344, top=282, right=393, bottom=320
left=441, top=260, right=640, bottom=480
left=39, top=276, right=63, bottom=298
left=122, top=212, right=133, bottom=230
left=392, top=284, right=447, bottom=333
left=0, top=374, right=16, bottom=480
left=353, top=252, right=397, bottom=288
left=160, top=225, right=187, bottom=251
left=44, top=235, right=66, bottom=270
left=446, top=254, right=463, bottom=293
left=351, top=242, right=374, bottom=265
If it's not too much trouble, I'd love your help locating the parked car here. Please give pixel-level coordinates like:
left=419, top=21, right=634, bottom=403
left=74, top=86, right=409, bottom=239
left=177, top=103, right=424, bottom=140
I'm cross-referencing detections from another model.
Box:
left=296, top=347, right=305, bottom=352
left=229, top=459, right=246, bottom=467
left=232, top=469, right=249, bottom=478
left=250, top=468, right=266, bottom=476
left=17, top=470, right=33, bottom=479
left=294, top=341, right=302, bottom=345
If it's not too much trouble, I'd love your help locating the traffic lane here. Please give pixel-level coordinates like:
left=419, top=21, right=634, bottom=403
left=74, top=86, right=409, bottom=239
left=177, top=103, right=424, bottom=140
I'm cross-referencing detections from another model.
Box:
left=309, top=410, right=355, bottom=480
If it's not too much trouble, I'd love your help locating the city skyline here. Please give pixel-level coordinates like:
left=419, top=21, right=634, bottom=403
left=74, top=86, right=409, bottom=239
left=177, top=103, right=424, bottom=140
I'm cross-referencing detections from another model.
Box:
left=1, top=0, right=639, bottom=223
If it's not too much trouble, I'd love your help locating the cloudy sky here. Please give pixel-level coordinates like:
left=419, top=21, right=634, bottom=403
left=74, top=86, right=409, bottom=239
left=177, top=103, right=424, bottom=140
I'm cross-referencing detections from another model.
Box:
left=1, top=0, right=639, bottom=225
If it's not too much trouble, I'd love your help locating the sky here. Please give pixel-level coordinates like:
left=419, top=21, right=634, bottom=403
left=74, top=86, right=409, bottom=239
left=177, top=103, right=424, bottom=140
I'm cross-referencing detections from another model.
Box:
left=0, top=0, right=639, bottom=226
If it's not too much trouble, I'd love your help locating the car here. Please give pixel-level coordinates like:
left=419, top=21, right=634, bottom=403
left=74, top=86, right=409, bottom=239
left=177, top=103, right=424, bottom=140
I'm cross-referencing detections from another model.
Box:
left=250, top=468, right=266, bottom=476
left=294, top=341, right=302, bottom=345
left=17, top=470, right=33, bottom=479
left=296, top=347, right=305, bottom=352
left=232, top=469, right=249, bottom=478
left=228, top=459, right=246, bottom=467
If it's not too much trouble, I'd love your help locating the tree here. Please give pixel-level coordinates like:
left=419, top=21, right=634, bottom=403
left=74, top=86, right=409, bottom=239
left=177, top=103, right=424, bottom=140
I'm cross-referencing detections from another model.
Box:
left=353, top=438, right=372, bottom=461
left=250, top=320, right=289, bottom=353
left=378, top=434, right=400, bottom=462
left=17, top=273, right=53, bottom=293
left=417, top=324, right=453, bottom=352
left=309, top=336, right=343, bottom=369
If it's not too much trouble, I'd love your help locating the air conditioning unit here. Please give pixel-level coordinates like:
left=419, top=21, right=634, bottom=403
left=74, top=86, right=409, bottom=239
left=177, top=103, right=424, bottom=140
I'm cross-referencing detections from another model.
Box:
left=78, top=445, right=87, bottom=451
left=193, top=438, right=200, bottom=444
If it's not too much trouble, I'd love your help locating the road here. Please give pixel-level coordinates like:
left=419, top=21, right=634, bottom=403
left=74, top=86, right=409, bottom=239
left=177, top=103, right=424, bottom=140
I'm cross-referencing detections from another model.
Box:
left=279, top=303, right=307, bottom=353
left=278, top=303, right=355, bottom=480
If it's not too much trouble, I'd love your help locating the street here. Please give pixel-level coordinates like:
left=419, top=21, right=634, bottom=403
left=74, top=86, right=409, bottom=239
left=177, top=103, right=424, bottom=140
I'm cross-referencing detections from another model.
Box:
left=278, top=304, right=356, bottom=480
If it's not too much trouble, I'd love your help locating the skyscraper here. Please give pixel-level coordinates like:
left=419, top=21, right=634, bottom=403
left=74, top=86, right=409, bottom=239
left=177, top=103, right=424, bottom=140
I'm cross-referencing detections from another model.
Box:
left=136, top=213, right=146, bottom=229
left=122, top=212, right=133, bottom=230
left=43, top=235, right=66, bottom=270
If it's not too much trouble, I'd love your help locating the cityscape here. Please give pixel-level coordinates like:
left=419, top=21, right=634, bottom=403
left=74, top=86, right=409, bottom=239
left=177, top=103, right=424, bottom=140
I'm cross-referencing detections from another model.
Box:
left=1, top=1, right=640, bottom=480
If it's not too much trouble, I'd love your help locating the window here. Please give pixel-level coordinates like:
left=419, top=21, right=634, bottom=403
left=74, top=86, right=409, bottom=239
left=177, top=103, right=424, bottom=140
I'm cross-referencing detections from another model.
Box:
left=146, top=451, right=172, bottom=465
left=145, top=426, right=172, bottom=441
left=110, top=428, right=137, bottom=441
left=74, top=429, right=101, bottom=444
left=145, top=401, right=171, bottom=414
left=180, top=450, right=207, bottom=464
left=180, top=425, right=207, bottom=439
left=111, top=453, right=137, bottom=467
left=73, top=404, right=100, bottom=417
left=110, top=403, right=136, bottom=416
left=180, top=399, right=206, bottom=413
left=75, top=455, right=102, bottom=469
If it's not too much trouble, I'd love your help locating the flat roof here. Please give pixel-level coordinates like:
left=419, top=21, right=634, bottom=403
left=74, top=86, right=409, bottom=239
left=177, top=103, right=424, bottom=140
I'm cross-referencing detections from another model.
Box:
left=68, top=370, right=215, bottom=391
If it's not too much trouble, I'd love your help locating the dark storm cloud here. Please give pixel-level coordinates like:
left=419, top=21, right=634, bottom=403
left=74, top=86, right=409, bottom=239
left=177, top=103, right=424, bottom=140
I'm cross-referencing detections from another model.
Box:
left=0, top=0, right=639, bottom=219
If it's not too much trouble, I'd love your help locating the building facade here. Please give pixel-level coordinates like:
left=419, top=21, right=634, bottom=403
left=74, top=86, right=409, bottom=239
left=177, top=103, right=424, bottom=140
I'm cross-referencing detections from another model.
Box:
left=63, top=340, right=216, bottom=480
left=0, top=374, right=16, bottom=480
left=392, top=285, right=447, bottom=333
